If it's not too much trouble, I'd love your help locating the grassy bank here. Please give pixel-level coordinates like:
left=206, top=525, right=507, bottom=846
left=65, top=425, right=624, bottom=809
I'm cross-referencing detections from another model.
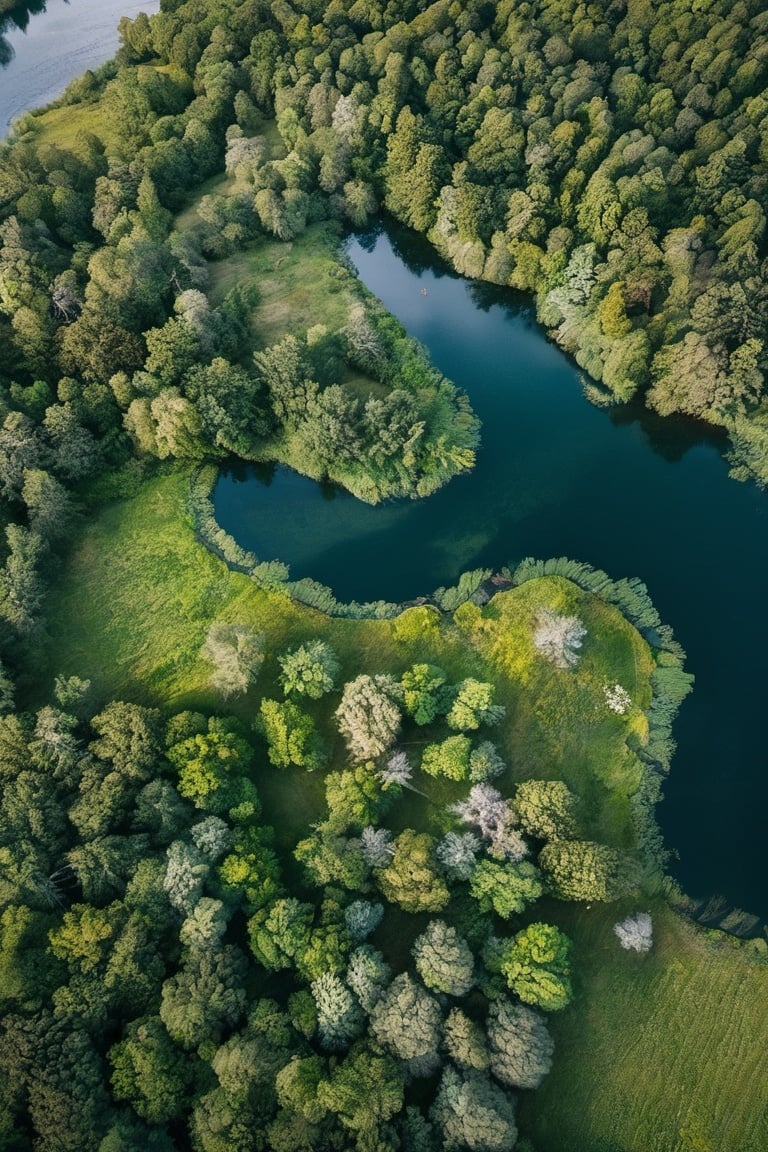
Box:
left=44, top=469, right=654, bottom=844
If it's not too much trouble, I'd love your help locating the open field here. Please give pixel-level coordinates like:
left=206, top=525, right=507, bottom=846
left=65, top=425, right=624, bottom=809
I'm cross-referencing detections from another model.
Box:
left=208, top=221, right=364, bottom=349
left=521, top=900, right=768, bottom=1152
left=45, top=470, right=654, bottom=845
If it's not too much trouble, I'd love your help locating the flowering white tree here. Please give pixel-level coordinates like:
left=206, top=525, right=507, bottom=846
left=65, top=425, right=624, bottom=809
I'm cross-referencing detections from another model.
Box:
left=336, top=674, right=402, bottom=761
left=345, top=900, right=384, bottom=943
left=413, top=920, right=474, bottom=996
left=487, top=999, right=554, bottom=1089
left=360, top=825, right=394, bottom=868
left=487, top=818, right=528, bottom=864
left=451, top=784, right=510, bottom=839
left=614, top=912, right=653, bottom=952
left=202, top=622, right=265, bottom=698
left=436, top=831, right=481, bottom=881
left=469, top=741, right=506, bottom=783
left=224, top=134, right=267, bottom=176
left=379, top=750, right=412, bottom=789
left=533, top=609, right=586, bottom=668
left=311, top=972, right=364, bottom=1050
left=346, top=944, right=391, bottom=1012
left=604, top=682, right=632, bottom=714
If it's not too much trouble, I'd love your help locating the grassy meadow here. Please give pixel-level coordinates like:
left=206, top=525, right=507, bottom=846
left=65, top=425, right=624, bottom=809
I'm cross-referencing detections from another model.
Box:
left=45, top=469, right=653, bottom=843
left=42, top=467, right=768, bottom=1150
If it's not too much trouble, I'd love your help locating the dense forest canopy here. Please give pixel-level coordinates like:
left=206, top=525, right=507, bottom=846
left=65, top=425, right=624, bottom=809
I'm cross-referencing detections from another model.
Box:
left=0, top=578, right=681, bottom=1151
left=0, top=0, right=767, bottom=499
left=1, top=0, right=767, bottom=486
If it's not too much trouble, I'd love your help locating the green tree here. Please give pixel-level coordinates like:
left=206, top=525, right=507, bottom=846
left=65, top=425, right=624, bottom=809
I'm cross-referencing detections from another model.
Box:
left=443, top=1008, right=489, bottom=1071
left=539, top=839, right=622, bottom=901
left=248, top=897, right=313, bottom=971
left=278, top=639, right=340, bottom=699
left=469, top=860, right=543, bottom=919
left=401, top=663, right=450, bottom=725
left=259, top=698, right=327, bottom=772
left=446, top=679, right=505, bottom=731
left=486, top=923, right=573, bottom=1012
left=512, top=780, right=579, bottom=841
left=109, top=1016, right=191, bottom=1123
left=160, top=943, right=247, bottom=1049
left=275, top=1055, right=328, bottom=1123
left=377, top=830, right=449, bottom=913
left=324, top=765, right=385, bottom=834
left=167, top=717, right=258, bottom=816
left=421, top=735, right=472, bottom=781
left=317, top=1046, right=404, bottom=1137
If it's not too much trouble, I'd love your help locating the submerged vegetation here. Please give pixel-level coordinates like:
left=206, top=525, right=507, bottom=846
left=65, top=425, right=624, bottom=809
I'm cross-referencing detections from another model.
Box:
left=0, top=0, right=766, bottom=1148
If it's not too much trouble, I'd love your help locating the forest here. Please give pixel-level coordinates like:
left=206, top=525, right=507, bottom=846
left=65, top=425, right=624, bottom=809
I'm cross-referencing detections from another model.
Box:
left=2, top=0, right=767, bottom=484
left=0, top=0, right=767, bottom=1149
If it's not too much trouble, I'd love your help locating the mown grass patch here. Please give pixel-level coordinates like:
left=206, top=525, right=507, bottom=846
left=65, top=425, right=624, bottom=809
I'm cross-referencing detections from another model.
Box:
left=520, top=900, right=768, bottom=1152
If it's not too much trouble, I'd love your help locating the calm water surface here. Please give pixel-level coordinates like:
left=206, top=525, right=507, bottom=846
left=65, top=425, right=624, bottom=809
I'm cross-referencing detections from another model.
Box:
left=216, top=223, right=768, bottom=918
left=0, top=0, right=159, bottom=135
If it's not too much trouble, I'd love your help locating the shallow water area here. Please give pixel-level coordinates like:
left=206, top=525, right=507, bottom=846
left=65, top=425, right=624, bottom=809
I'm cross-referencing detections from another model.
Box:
left=215, top=221, right=768, bottom=919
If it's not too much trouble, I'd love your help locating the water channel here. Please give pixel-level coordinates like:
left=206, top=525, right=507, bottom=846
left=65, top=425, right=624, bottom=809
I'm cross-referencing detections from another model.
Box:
left=216, top=222, right=768, bottom=920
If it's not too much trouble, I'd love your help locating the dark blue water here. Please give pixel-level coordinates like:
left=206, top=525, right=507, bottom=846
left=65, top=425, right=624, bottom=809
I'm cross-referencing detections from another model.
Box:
left=215, top=222, right=768, bottom=918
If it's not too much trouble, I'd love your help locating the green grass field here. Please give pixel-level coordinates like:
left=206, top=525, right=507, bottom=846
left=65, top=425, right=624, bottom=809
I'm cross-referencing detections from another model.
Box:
left=45, top=470, right=653, bottom=843
left=521, top=901, right=768, bottom=1152
left=208, top=220, right=364, bottom=350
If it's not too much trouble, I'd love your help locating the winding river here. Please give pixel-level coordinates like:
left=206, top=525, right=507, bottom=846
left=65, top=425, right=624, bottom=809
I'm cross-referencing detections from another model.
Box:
left=2, top=1, right=766, bottom=919
left=216, top=223, right=768, bottom=920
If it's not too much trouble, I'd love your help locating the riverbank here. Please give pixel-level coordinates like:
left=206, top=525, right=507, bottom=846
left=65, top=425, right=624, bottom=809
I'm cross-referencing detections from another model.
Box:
left=40, top=464, right=768, bottom=1151
left=0, top=0, right=160, bottom=135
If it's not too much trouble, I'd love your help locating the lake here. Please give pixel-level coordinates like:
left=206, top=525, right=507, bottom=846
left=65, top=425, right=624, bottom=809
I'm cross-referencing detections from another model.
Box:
left=215, top=222, right=768, bottom=920
left=0, top=0, right=159, bottom=135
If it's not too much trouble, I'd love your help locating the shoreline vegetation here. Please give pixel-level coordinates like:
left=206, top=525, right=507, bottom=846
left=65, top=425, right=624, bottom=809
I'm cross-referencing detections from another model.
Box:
left=0, top=0, right=766, bottom=1148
